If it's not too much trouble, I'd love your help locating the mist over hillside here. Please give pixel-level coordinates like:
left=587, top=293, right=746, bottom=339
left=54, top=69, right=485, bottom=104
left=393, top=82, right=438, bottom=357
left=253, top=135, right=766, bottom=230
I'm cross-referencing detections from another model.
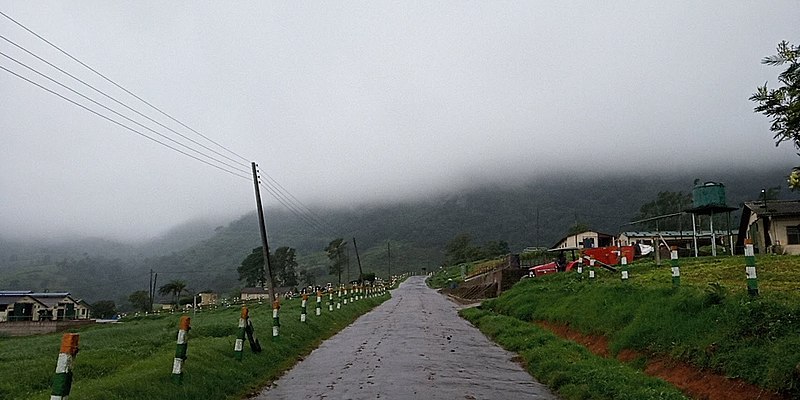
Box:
left=0, top=166, right=793, bottom=305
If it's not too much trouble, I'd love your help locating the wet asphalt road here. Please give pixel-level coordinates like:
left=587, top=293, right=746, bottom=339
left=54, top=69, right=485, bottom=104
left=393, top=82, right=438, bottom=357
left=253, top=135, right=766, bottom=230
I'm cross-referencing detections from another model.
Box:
left=253, top=276, right=557, bottom=400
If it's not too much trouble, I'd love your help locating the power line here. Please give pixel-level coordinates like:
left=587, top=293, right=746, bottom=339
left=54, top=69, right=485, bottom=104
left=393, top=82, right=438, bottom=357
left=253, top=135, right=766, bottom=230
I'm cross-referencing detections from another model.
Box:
left=0, top=10, right=250, bottom=165
left=0, top=34, right=250, bottom=172
left=0, top=64, right=252, bottom=180
left=1, top=11, right=348, bottom=239
left=0, top=49, right=250, bottom=176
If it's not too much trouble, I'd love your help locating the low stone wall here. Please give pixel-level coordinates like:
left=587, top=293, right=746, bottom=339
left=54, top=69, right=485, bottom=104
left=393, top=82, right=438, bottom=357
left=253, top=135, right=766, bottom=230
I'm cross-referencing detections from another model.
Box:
left=0, top=319, right=95, bottom=337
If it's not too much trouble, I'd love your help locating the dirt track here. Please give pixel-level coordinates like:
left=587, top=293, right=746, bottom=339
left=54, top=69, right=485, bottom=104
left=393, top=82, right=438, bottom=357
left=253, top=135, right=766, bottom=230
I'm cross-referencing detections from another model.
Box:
left=254, top=275, right=556, bottom=399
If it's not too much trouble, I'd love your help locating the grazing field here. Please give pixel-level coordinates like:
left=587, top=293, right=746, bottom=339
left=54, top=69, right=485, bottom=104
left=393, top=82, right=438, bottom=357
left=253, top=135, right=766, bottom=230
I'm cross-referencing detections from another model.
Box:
left=451, top=254, right=800, bottom=399
left=0, top=294, right=389, bottom=400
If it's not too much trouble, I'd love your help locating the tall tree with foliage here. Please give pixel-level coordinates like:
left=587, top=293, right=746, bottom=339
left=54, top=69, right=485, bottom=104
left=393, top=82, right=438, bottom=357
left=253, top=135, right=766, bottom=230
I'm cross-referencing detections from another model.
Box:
left=750, top=40, right=800, bottom=188
left=324, top=238, right=348, bottom=284
left=158, top=280, right=187, bottom=307
left=445, top=233, right=479, bottom=265
left=632, top=191, right=692, bottom=231
left=273, top=246, right=298, bottom=287
left=238, top=247, right=268, bottom=287
left=91, top=300, right=116, bottom=319
left=128, top=290, right=151, bottom=313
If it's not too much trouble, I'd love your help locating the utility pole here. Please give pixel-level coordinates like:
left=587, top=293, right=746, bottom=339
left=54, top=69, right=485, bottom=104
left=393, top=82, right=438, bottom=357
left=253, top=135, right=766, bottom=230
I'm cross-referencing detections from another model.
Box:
left=151, top=272, right=158, bottom=313
left=353, top=237, right=364, bottom=282
left=387, top=241, right=391, bottom=279
left=149, top=269, right=154, bottom=312
left=251, top=162, right=275, bottom=302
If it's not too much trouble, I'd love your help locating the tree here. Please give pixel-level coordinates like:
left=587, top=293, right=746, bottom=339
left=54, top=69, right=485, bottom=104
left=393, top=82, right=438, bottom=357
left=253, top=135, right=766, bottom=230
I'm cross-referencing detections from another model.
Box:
left=299, top=269, right=316, bottom=286
left=91, top=300, right=116, bottom=319
left=324, top=238, right=348, bottom=284
left=238, top=247, right=267, bottom=287
left=158, top=280, right=187, bottom=306
left=445, top=233, right=479, bottom=265
left=632, top=191, right=692, bottom=231
left=751, top=41, right=800, bottom=188
left=128, top=290, right=150, bottom=313
left=481, top=240, right=510, bottom=259
left=273, top=246, right=298, bottom=287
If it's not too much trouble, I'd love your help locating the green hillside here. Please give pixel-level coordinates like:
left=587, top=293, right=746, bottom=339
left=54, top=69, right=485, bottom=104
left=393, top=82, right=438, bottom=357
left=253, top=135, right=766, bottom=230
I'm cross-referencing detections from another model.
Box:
left=0, top=166, right=793, bottom=305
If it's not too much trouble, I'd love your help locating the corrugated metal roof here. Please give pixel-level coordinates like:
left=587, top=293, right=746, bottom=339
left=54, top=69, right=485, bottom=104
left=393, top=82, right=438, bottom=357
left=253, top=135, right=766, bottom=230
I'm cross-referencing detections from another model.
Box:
left=744, top=200, right=800, bottom=216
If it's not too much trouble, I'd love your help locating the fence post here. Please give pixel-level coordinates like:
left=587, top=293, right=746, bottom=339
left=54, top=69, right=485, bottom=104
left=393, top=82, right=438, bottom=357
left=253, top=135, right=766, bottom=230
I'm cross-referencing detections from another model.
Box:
left=272, top=300, right=280, bottom=337
left=328, top=290, right=334, bottom=311
left=300, top=293, right=308, bottom=322
left=588, top=258, right=596, bottom=281
left=315, top=291, right=322, bottom=316
left=235, top=306, right=247, bottom=360
left=51, top=333, right=79, bottom=400
left=671, top=246, right=680, bottom=287
left=337, top=286, right=342, bottom=309
left=172, top=316, right=191, bottom=383
left=576, top=259, right=583, bottom=279
left=343, top=286, right=348, bottom=305
left=745, top=239, right=759, bottom=296
left=621, top=256, right=629, bottom=281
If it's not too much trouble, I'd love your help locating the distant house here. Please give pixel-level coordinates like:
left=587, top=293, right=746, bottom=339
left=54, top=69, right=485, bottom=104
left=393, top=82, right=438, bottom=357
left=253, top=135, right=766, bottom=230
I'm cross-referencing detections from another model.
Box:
left=240, top=286, right=295, bottom=301
left=240, top=287, right=270, bottom=301
left=737, top=200, right=800, bottom=254
left=198, top=292, right=218, bottom=306
left=551, top=230, right=614, bottom=250
left=0, top=291, right=91, bottom=322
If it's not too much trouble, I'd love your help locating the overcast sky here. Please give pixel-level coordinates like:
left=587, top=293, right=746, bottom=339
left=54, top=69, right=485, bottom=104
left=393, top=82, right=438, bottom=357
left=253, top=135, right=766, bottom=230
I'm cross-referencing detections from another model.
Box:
left=1, top=2, right=797, bottom=241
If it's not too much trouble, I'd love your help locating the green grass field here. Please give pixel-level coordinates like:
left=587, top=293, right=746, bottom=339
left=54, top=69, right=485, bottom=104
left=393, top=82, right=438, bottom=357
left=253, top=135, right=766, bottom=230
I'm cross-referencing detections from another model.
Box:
left=448, top=254, right=800, bottom=399
left=0, top=293, right=389, bottom=400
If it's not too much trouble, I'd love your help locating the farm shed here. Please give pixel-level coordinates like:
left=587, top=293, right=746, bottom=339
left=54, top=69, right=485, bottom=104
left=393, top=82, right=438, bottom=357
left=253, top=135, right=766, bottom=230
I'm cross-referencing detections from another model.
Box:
left=551, top=230, right=614, bottom=250
left=737, top=200, right=800, bottom=255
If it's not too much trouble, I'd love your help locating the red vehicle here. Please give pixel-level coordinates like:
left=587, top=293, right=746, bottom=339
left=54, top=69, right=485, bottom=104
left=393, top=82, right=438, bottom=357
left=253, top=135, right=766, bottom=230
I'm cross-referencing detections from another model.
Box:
left=528, top=260, right=581, bottom=277
left=528, top=245, right=637, bottom=277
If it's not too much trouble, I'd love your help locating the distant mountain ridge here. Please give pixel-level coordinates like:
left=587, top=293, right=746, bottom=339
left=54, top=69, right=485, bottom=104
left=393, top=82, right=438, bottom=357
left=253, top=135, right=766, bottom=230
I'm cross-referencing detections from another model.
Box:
left=0, top=166, right=793, bottom=304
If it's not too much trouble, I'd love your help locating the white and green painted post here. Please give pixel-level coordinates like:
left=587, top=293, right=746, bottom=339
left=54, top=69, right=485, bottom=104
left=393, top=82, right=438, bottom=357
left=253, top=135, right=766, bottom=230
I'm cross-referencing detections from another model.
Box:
left=172, top=316, right=191, bottom=383
left=670, top=246, right=680, bottom=287
left=621, top=256, right=629, bottom=281
left=272, top=300, right=280, bottom=337
left=235, top=306, right=248, bottom=360
left=51, top=333, right=79, bottom=400
left=328, top=291, right=334, bottom=311
left=576, top=258, right=584, bottom=278
left=350, top=285, right=355, bottom=303
left=315, top=290, right=322, bottom=316
left=588, top=258, right=596, bottom=281
left=343, top=286, right=348, bottom=305
left=300, top=293, right=308, bottom=323
left=336, top=287, right=342, bottom=309
left=745, top=239, right=759, bottom=296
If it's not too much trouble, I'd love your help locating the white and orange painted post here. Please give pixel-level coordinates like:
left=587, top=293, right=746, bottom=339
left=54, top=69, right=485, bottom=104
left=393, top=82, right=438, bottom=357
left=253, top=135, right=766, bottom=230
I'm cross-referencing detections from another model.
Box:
left=671, top=246, right=680, bottom=287
left=172, top=316, right=191, bottom=383
left=343, top=286, right=348, bottom=305
left=51, top=333, right=79, bottom=400
left=300, top=293, right=308, bottom=323
left=235, top=306, right=248, bottom=360
left=272, top=300, right=281, bottom=337
left=336, top=286, right=342, bottom=309
left=315, top=290, right=322, bottom=316
left=588, top=258, right=596, bottom=281
left=328, top=291, right=334, bottom=311
left=745, top=239, right=759, bottom=296
left=621, top=256, right=629, bottom=281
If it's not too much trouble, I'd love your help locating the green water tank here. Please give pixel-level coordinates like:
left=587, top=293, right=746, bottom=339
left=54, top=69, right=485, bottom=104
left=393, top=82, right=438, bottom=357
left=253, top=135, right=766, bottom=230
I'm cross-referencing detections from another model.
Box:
left=692, top=182, right=727, bottom=208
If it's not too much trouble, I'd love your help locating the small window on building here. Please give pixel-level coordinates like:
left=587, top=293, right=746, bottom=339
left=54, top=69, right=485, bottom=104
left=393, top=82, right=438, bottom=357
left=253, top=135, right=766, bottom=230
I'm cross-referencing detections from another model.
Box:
left=787, top=226, right=800, bottom=245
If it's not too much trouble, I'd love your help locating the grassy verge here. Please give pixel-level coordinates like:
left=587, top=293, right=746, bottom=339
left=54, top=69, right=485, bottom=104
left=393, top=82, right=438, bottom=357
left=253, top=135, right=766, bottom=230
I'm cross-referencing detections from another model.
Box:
left=0, top=294, right=389, bottom=400
left=460, top=307, right=689, bottom=400
left=481, top=255, right=800, bottom=397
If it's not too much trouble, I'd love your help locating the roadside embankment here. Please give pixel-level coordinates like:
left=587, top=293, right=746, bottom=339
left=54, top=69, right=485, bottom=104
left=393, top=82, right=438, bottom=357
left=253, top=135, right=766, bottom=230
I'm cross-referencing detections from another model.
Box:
left=462, top=266, right=800, bottom=399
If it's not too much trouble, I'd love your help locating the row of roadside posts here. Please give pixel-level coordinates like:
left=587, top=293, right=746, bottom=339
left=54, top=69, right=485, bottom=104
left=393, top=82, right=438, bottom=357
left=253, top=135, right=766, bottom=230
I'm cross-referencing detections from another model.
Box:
left=573, top=240, right=760, bottom=296
left=48, top=280, right=400, bottom=397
